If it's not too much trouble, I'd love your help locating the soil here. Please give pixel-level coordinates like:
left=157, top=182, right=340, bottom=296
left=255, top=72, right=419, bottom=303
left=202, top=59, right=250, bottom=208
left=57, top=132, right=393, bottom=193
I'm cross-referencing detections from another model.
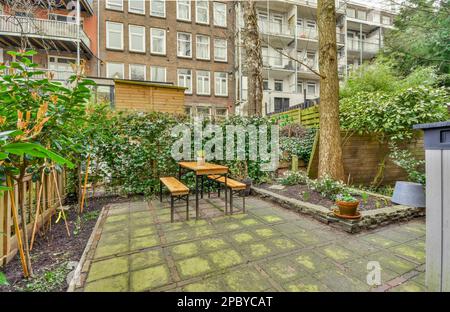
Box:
left=258, top=183, right=391, bottom=211
left=0, top=194, right=137, bottom=292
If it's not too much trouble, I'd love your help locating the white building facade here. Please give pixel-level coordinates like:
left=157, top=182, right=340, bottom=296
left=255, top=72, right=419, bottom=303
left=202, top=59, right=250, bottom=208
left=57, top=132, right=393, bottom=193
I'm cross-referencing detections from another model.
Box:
left=234, top=0, right=397, bottom=115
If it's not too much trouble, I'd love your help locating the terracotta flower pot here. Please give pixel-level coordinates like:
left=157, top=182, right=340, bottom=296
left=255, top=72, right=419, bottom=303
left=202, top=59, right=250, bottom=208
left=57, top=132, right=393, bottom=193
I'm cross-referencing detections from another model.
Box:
left=336, top=200, right=359, bottom=216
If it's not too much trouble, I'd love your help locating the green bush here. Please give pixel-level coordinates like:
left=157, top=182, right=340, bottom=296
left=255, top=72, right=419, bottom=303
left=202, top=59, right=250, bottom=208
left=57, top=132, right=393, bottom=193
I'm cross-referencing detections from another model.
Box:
left=389, top=143, right=425, bottom=184
left=308, top=175, right=349, bottom=200
left=280, top=128, right=316, bottom=163
left=280, top=170, right=309, bottom=186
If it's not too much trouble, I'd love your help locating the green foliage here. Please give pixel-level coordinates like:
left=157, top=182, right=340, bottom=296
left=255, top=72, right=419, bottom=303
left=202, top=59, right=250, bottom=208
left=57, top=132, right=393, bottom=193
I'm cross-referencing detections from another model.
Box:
left=0, top=271, right=9, bottom=286
left=308, top=175, right=349, bottom=200
left=340, top=86, right=449, bottom=141
left=336, top=193, right=358, bottom=203
left=280, top=128, right=316, bottom=162
left=280, top=170, right=309, bottom=186
left=23, top=263, right=69, bottom=292
left=383, top=0, right=450, bottom=81
left=389, top=143, right=426, bottom=184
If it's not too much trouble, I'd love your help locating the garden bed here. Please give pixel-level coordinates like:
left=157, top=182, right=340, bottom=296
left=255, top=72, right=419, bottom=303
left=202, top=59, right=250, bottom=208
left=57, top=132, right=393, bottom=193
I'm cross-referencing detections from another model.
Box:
left=258, top=183, right=391, bottom=211
left=0, top=195, right=133, bottom=292
left=252, top=183, right=425, bottom=233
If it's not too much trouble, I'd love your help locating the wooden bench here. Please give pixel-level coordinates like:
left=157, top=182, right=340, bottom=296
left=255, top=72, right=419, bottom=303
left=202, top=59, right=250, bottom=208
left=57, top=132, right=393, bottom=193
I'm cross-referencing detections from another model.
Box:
left=207, top=175, right=247, bottom=214
left=159, top=177, right=190, bottom=222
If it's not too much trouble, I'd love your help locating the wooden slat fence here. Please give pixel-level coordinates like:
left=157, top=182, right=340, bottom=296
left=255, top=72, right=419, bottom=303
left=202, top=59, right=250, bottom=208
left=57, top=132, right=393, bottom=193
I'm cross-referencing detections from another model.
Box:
left=0, top=171, right=66, bottom=266
left=269, top=105, right=319, bottom=128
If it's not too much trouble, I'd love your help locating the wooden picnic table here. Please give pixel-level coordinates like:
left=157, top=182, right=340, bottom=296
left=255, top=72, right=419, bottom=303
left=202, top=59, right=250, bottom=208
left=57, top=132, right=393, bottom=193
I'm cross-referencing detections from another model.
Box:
left=178, top=162, right=229, bottom=219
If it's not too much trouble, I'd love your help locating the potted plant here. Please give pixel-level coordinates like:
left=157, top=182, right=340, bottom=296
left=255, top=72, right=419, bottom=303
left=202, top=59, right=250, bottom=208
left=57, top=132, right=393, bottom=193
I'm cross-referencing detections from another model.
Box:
left=335, top=193, right=359, bottom=216
left=196, top=150, right=205, bottom=166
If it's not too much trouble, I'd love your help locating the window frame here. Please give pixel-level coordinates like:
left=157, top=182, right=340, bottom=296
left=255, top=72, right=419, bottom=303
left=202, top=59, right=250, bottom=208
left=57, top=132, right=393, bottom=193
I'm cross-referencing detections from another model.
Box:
left=177, top=68, right=193, bottom=94
left=213, top=2, right=227, bottom=27
left=214, top=38, right=227, bottom=62
left=150, top=66, right=167, bottom=82
left=150, top=28, right=166, bottom=55
left=177, top=32, right=192, bottom=58
left=128, top=0, right=145, bottom=15
left=196, top=70, right=211, bottom=95
left=307, top=81, right=317, bottom=96
left=129, top=64, right=147, bottom=80
left=106, top=0, right=123, bottom=11
left=196, top=0, right=210, bottom=25
left=150, top=0, right=166, bottom=17
left=177, top=0, right=191, bottom=22
left=106, top=21, right=124, bottom=50
left=196, top=35, right=211, bottom=60
left=214, top=72, right=228, bottom=96
left=274, top=80, right=283, bottom=92
left=128, top=24, right=146, bottom=53
left=106, top=62, right=125, bottom=79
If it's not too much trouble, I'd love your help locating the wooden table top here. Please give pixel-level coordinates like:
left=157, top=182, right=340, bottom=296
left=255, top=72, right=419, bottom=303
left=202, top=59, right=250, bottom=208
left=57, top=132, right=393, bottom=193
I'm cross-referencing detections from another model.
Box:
left=178, top=162, right=228, bottom=175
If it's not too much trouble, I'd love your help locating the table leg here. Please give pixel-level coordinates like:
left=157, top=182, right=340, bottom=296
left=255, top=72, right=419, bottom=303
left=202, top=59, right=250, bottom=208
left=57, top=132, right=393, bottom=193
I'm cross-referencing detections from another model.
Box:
left=195, top=175, right=199, bottom=220
left=201, top=175, right=204, bottom=199
left=225, top=174, right=228, bottom=215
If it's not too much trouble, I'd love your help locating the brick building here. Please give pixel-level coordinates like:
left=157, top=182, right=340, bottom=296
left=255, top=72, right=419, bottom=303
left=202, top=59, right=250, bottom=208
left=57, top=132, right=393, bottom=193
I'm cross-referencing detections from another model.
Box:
left=96, top=0, right=235, bottom=118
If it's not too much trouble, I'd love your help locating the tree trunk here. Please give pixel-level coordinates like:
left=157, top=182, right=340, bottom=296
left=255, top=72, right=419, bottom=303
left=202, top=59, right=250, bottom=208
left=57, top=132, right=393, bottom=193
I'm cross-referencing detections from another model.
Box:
left=242, top=0, right=263, bottom=116
left=317, top=0, right=345, bottom=181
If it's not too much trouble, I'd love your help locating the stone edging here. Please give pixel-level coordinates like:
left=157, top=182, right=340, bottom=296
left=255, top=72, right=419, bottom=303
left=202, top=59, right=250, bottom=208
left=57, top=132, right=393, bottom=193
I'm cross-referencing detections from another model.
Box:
left=251, top=186, right=425, bottom=233
left=67, top=205, right=109, bottom=292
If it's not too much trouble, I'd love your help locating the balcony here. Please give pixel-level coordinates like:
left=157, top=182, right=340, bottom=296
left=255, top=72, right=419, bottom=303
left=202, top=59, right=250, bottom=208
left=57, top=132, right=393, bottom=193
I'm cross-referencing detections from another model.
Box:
left=258, top=20, right=294, bottom=47
left=263, top=55, right=295, bottom=72
left=0, top=15, right=92, bottom=55
left=347, top=39, right=381, bottom=56
left=30, top=68, right=76, bottom=81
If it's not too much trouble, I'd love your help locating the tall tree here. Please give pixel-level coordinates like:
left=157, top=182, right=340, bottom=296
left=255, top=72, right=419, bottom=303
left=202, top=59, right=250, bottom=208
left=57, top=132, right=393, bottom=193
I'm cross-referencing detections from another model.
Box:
left=317, top=0, right=345, bottom=180
left=242, top=0, right=263, bottom=116
left=384, top=0, right=450, bottom=83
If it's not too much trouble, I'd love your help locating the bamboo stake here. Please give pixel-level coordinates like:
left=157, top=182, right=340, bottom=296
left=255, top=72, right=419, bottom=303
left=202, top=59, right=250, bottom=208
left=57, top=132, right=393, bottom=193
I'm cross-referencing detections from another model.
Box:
left=7, top=177, right=29, bottom=278
left=30, top=171, right=45, bottom=251
left=52, top=169, right=70, bottom=237
left=79, top=155, right=90, bottom=213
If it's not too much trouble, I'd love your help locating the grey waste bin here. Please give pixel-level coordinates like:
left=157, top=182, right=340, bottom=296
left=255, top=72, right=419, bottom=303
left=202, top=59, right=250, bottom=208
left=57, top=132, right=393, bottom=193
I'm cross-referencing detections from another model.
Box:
left=414, top=121, right=450, bottom=292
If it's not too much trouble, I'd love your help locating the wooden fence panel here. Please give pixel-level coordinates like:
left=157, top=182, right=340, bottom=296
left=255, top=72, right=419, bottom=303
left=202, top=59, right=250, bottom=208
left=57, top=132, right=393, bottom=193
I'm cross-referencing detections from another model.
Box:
left=0, top=171, right=65, bottom=266
left=270, top=105, right=319, bottom=128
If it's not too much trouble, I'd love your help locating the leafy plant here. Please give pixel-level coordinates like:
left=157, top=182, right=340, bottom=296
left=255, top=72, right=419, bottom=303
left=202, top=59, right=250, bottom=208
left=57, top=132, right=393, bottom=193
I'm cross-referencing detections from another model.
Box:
left=302, top=191, right=310, bottom=201
left=361, top=192, right=369, bottom=205
left=23, top=263, right=69, bottom=292
left=336, top=193, right=358, bottom=203
left=389, top=143, right=426, bottom=184
left=280, top=170, right=309, bottom=186
left=308, top=175, right=349, bottom=200
left=280, top=128, right=316, bottom=163
left=0, top=271, right=9, bottom=286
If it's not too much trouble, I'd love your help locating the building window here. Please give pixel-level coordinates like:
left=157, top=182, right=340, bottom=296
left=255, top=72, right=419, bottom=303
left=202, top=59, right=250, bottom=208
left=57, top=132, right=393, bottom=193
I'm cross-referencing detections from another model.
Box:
left=196, top=0, right=209, bottom=24
left=197, top=107, right=211, bottom=118
left=347, top=8, right=355, bottom=18
left=242, top=76, right=248, bottom=100
left=150, top=0, right=166, bottom=17
left=129, top=0, right=145, bottom=14
left=307, top=81, right=316, bottom=95
left=272, top=15, right=283, bottom=34
left=306, top=20, right=316, bottom=29
left=129, top=25, right=145, bottom=52
left=215, top=108, right=227, bottom=117
left=197, top=70, right=210, bottom=95
left=214, top=72, right=228, bottom=96
left=357, top=10, right=367, bottom=21
left=297, top=81, right=303, bottom=93
left=306, top=51, right=316, bottom=68
left=214, top=38, right=227, bottom=62
left=382, top=16, right=391, bottom=25
left=196, top=35, right=210, bottom=60
left=274, top=80, right=283, bottom=92
left=106, top=62, right=124, bottom=79
left=263, top=80, right=269, bottom=90
left=177, top=32, right=192, bottom=58
left=106, top=21, right=123, bottom=50
left=177, top=0, right=191, bottom=21
left=177, top=69, right=192, bottom=94
left=213, top=2, right=227, bottom=27
left=129, top=64, right=146, bottom=80
left=106, top=0, right=123, bottom=11
left=150, top=66, right=166, bottom=82
left=150, top=28, right=166, bottom=54
left=274, top=49, right=283, bottom=67
left=258, top=12, right=268, bottom=33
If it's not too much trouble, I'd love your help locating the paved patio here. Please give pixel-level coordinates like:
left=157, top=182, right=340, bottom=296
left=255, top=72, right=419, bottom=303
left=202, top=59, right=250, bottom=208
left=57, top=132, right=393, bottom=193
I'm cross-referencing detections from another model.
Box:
left=72, top=195, right=427, bottom=292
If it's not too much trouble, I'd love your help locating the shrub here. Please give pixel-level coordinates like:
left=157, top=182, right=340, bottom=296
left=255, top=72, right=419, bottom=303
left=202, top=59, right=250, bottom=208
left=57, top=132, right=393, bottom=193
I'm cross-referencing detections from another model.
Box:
left=308, top=175, right=349, bottom=200
left=389, top=143, right=425, bottom=184
left=280, top=128, right=316, bottom=163
left=280, top=170, right=309, bottom=186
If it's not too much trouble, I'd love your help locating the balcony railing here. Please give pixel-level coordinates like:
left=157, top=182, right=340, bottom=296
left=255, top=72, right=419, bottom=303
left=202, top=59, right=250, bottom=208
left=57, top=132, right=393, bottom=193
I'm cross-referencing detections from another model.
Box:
left=297, top=27, right=318, bottom=40
left=31, top=68, right=75, bottom=81
left=258, top=20, right=294, bottom=37
left=347, top=39, right=381, bottom=54
left=0, top=15, right=91, bottom=49
left=263, top=56, right=295, bottom=71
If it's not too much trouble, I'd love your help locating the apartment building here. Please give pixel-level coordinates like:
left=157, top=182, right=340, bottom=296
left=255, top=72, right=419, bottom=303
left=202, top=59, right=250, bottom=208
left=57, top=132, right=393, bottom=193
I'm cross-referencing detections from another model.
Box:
left=0, top=0, right=97, bottom=79
left=234, top=0, right=397, bottom=115
left=96, top=0, right=235, bottom=119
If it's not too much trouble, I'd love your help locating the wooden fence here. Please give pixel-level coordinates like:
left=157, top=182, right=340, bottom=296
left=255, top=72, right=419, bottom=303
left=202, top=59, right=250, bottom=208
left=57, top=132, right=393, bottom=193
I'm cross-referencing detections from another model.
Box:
left=269, top=105, right=319, bottom=128
left=1, top=171, right=66, bottom=266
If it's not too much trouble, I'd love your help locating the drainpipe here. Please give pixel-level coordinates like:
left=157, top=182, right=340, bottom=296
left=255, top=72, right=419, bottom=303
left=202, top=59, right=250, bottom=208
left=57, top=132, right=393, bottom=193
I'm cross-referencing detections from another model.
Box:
left=76, top=0, right=80, bottom=67
left=359, top=23, right=363, bottom=66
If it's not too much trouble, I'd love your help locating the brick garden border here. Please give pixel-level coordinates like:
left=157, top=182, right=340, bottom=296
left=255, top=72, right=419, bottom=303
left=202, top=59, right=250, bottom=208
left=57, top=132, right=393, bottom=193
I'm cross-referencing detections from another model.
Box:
left=251, top=186, right=425, bottom=233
